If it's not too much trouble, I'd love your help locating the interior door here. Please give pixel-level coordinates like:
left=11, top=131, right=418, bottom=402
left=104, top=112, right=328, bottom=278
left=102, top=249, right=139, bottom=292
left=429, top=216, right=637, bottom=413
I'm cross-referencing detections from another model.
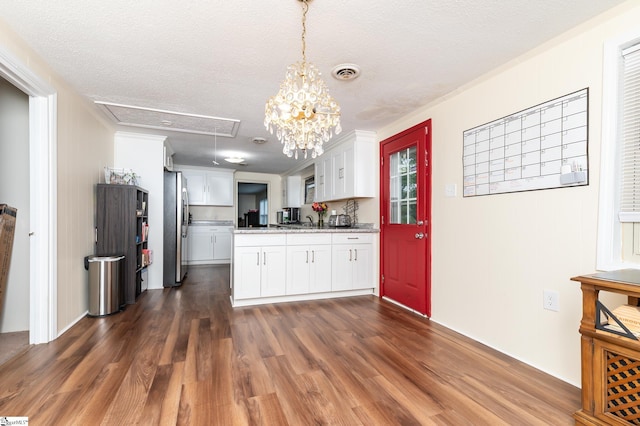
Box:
left=380, top=120, right=431, bottom=316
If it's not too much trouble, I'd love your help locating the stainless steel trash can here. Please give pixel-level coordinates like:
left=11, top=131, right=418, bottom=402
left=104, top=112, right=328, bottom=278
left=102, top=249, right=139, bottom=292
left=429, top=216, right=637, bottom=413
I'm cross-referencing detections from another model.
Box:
left=84, top=255, right=125, bottom=316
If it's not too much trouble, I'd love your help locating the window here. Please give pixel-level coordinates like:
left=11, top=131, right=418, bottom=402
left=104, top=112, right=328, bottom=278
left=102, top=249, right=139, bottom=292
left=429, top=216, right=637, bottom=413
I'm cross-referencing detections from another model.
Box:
left=598, top=30, right=640, bottom=270
left=619, top=44, right=640, bottom=221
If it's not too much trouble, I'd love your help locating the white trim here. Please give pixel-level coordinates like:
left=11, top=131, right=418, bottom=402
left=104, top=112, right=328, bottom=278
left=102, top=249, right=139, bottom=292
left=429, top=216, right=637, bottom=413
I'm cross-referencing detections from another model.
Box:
left=0, top=46, right=58, bottom=343
left=597, top=29, right=640, bottom=271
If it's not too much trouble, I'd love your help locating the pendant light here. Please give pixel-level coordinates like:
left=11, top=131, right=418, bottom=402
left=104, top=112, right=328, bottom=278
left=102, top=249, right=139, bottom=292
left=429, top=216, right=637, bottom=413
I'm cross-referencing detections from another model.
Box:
left=264, top=0, right=341, bottom=160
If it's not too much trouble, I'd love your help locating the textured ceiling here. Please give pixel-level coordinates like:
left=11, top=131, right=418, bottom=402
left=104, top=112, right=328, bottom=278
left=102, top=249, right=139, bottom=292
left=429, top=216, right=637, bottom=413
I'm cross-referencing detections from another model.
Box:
left=0, top=0, right=627, bottom=174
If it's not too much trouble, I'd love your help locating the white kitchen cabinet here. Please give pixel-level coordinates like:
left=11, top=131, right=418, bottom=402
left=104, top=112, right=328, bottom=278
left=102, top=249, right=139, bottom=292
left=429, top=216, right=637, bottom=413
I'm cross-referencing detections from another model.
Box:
left=314, top=160, right=327, bottom=202
left=314, top=130, right=376, bottom=202
left=181, top=167, right=234, bottom=206
left=286, top=234, right=332, bottom=295
left=189, top=228, right=214, bottom=261
left=282, top=175, right=302, bottom=208
left=213, top=231, right=232, bottom=260
left=188, top=226, right=232, bottom=264
left=233, top=234, right=287, bottom=300
left=331, top=233, right=374, bottom=291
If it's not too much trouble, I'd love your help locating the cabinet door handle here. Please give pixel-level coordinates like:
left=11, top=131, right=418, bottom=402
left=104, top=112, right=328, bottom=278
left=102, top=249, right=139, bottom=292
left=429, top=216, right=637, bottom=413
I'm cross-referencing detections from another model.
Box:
left=306, top=250, right=309, bottom=263
left=257, top=252, right=260, bottom=266
left=312, top=250, right=315, bottom=263
left=349, top=249, right=352, bottom=261
left=264, top=253, right=266, bottom=265
left=354, top=249, right=358, bottom=261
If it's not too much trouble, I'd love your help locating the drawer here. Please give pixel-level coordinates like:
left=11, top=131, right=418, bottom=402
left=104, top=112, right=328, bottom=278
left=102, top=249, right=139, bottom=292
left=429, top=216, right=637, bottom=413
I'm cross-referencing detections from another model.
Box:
left=286, top=233, right=332, bottom=245
left=332, top=233, right=374, bottom=244
left=234, top=233, right=287, bottom=247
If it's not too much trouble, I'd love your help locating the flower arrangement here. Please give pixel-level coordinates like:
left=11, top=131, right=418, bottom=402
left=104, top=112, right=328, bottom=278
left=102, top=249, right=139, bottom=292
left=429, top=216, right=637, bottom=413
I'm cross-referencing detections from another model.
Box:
left=312, top=202, right=328, bottom=224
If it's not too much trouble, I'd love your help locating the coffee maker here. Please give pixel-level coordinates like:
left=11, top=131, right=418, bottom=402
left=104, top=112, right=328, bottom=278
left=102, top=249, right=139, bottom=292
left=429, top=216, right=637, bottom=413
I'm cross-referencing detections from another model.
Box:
left=283, top=207, right=300, bottom=223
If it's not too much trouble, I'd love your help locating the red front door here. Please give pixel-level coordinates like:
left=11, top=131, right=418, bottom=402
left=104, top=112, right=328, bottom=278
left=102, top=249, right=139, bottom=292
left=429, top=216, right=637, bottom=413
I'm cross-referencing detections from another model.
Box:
left=380, top=120, right=431, bottom=316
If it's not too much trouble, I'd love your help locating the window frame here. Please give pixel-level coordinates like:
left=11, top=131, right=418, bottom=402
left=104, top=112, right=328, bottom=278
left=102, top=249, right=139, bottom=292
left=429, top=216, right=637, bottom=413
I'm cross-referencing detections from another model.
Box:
left=597, top=29, right=640, bottom=270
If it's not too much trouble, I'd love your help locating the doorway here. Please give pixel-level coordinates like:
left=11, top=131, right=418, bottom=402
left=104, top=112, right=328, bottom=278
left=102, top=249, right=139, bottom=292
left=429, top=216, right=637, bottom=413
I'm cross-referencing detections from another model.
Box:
left=237, top=182, right=269, bottom=227
left=0, top=46, right=57, bottom=344
left=0, top=76, right=30, bottom=361
left=380, top=120, right=432, bottom=316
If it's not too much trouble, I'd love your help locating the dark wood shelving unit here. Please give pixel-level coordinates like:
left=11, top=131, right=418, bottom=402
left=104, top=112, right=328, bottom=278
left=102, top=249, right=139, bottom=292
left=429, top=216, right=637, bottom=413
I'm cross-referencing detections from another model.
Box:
left=96, top=184, right=149, bottom=304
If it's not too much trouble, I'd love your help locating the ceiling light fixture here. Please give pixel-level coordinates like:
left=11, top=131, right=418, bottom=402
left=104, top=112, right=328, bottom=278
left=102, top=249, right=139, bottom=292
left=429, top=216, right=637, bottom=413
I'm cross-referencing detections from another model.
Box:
left=264, top=0, right=341, bottom=160
left=225, top=157, right=245, bottom=164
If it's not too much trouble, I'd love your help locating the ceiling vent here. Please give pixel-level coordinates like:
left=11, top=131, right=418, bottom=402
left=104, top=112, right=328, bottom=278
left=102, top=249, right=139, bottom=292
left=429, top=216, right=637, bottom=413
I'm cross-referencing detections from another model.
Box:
left=331, top=63, right=361, bottom=81
left=252, top=137, right=267, bottom=145
left=95, top=101, right=241, bottom=137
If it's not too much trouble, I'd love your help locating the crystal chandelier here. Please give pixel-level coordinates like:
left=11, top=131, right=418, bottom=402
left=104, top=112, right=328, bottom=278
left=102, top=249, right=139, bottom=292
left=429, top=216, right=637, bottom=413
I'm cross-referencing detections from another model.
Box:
left=264, top=0, right=341, bottom=160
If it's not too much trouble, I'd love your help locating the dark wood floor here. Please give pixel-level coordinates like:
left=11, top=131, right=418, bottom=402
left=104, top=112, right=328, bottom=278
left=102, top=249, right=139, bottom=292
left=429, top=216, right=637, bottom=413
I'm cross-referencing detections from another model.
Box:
left=0, top=265, right=580, bottom=425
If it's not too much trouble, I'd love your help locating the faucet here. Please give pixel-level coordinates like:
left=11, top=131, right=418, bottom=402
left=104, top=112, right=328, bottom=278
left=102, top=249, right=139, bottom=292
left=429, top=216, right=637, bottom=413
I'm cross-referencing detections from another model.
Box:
left=306, top=215, right=314, bottom=225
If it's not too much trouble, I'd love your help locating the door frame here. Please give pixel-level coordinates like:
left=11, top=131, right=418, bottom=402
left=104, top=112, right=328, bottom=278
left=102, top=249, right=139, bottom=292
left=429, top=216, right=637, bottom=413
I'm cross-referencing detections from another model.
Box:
left=379, top=119, right=432, bottom=315
left=0, top=46, right=58, bottom=344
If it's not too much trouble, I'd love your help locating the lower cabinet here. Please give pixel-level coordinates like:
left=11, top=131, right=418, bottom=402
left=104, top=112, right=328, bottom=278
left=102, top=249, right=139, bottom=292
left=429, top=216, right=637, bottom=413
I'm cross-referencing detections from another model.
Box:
left=233, top=231, right=376, bottom=305
left=233, top=234, right=287, bottom=299
left=188, top=226, right=232, bottom=264
left=286, top=234, right=332, bottom=295
left=331, top=233, right=374, bottom=291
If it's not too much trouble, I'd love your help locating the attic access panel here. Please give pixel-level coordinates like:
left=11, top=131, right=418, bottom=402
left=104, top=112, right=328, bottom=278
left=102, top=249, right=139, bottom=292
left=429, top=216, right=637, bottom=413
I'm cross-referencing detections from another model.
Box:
left=95, top=101, right=240, bottom=137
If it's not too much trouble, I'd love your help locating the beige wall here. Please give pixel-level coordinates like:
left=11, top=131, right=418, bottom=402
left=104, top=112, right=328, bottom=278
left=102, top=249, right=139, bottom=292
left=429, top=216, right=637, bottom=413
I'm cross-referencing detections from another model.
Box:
left=0, top=18, right=115, bottom=335
left=374, top=1, right=640, bottom=385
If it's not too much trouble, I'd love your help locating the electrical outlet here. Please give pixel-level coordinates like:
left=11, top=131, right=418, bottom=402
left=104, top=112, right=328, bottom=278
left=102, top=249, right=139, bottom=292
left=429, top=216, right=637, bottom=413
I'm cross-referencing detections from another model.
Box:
left=543, top=290, right=559, bottom=312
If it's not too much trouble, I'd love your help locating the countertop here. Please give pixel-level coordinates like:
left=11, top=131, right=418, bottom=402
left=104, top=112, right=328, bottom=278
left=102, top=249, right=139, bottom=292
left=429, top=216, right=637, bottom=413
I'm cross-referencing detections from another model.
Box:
left=189, top=220, right=234, bottom=227
left=233, top=224, right=378, bottom=234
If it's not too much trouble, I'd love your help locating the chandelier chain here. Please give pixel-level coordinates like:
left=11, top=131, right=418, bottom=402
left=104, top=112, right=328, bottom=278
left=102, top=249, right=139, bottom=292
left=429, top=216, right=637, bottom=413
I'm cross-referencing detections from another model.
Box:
left=301, top=0, right=308, bottom=65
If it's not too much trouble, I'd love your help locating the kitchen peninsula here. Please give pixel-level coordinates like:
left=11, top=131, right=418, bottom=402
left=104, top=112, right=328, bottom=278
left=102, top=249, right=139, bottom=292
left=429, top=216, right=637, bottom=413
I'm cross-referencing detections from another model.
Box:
left=231, top=225, right=379, bottom=307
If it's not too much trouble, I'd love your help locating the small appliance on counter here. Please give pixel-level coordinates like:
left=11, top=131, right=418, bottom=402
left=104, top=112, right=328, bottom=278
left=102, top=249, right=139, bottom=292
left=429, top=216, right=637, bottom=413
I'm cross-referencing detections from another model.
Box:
left=328, top=214, right=352, bottom=227
left=281, top=207, right=300, bottom=223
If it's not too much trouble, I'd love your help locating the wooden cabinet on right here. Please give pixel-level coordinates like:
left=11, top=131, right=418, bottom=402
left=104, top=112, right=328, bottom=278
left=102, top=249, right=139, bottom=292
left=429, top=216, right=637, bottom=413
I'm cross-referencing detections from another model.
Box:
left=571, top=270, right=640, bottom=425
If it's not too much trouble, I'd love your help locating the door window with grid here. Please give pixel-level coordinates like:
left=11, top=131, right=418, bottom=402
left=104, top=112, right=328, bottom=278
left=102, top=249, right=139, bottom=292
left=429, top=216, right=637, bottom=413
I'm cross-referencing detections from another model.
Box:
left=389, top=146, right=417, bottom=224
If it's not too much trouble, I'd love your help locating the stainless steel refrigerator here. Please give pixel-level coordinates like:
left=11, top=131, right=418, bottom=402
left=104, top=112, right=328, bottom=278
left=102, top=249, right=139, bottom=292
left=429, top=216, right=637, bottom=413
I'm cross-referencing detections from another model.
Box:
left=163, top=170, right=189, bottom=287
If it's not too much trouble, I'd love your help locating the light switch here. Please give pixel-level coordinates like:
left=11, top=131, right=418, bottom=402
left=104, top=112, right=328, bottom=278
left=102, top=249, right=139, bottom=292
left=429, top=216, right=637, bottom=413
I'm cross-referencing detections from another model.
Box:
left=444, top=183, right=457, bottom=198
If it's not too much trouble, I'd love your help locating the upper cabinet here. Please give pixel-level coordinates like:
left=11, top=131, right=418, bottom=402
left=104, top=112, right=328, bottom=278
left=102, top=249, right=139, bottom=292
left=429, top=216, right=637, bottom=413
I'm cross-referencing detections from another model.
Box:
left=282, top=175, right=302, bottom=208
left=179, top=167, right=235, bottom=206
left=163, top=142, right=175, bottom=171
left=315, top=130, right=376, bottom=202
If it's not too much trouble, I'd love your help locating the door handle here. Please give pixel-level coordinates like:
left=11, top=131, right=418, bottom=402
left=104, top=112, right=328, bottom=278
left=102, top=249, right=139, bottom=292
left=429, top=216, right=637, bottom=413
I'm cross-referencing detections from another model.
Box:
left=415, top=233, right=424, bottom=239
left=306, top=250, right=309, bottom=263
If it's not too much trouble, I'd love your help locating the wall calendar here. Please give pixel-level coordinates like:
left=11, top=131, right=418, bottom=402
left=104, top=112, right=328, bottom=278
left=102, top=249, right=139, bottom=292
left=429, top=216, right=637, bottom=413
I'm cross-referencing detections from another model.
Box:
left=463, top=88, right=588, bottom=197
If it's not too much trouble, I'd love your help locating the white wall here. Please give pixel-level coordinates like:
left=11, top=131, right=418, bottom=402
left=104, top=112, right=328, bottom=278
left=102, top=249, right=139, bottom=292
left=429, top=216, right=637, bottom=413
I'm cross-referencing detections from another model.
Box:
left=0, top=77, right=29, bottom=332
left=374, top=1, right=640, bottom=386
left=114, top=132, right=166, bottom=291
